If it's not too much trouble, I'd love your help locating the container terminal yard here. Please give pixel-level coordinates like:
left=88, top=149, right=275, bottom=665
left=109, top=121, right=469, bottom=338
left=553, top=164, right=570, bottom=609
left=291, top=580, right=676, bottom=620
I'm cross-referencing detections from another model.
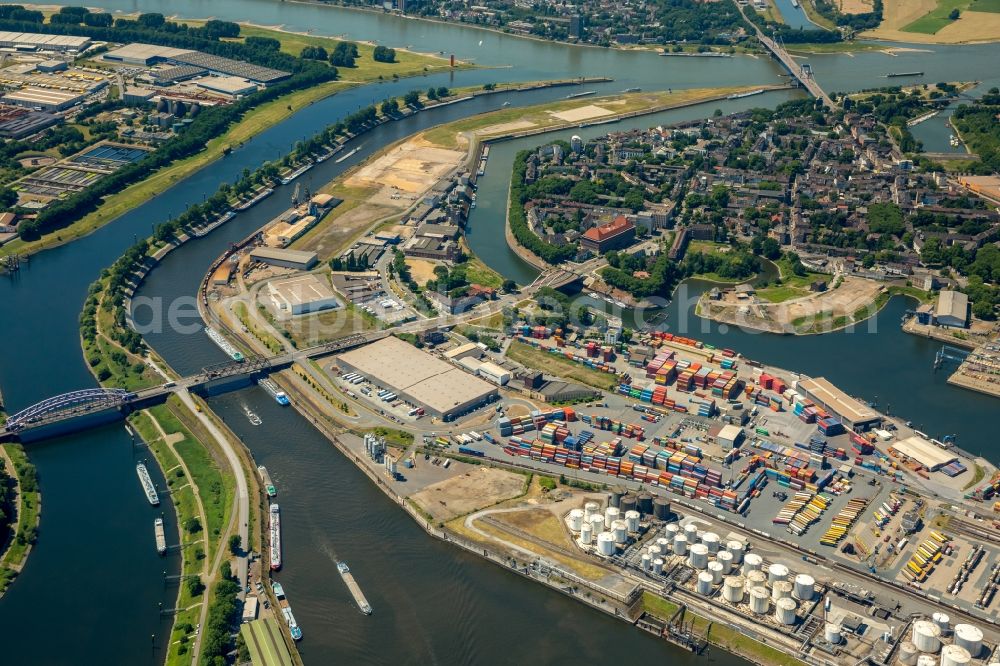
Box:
left=259, top=322, right=1000, bottom=666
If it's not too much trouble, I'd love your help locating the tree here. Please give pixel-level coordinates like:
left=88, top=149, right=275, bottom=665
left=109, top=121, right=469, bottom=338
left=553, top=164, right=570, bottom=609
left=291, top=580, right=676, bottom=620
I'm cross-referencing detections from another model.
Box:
left=329, top=42, right=358, bottom=67
left=948, top=8, right=960, bottom=19
left=502, top=278, right=517, bottom=293
left=301, top=45, right=328, bottom=60
left=380, top=97, right=399, bottom=116
left=427, top=86, right=438, bottom=101
left=403, top=90, right=421, bottom=107
left=185, top=517, right=202, bottom=534
left=372, top=45, right=396, bottom=62
left=0, top=187, right=16, bottom=209
left=436, top=86, right=449, bottom=98
left=137, top=12, right=165, bottom=28
left=228, top=534, right=242, bottom=555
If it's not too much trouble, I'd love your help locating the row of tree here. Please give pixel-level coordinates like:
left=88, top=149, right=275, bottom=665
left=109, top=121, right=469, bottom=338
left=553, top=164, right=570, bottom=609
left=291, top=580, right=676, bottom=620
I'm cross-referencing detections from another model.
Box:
left=510, top=150, right=579, bottom=263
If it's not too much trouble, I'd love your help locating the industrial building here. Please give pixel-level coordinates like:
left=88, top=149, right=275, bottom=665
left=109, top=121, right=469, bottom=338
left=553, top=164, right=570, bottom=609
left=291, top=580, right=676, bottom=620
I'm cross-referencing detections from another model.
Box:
left=796, top=377, right=881, bottom=431
left=103, top=43, right=194, bottom=66
left=0, top=108, right=60, bottom=139
left=935, top=290, right=969, bottom=328
left=890, top=436, right=958, bottom=472
left=715, top=424, right=745, bottom=451
left=443, top=342, right=482, bottom=362
left=1, top=87, right=85, bottom=112
left=457, top=356, right=512, bottom=386
left=337, top=336, right=499, bottom=420
left=103, top=43, right=290, bottom=84
left=194, top=75, right=258, bottom=97
left=267, top=274, right=340, bottom=315
left=0, top=31, right=91, bottom=52
left=249, top=247, right=319, bottom=271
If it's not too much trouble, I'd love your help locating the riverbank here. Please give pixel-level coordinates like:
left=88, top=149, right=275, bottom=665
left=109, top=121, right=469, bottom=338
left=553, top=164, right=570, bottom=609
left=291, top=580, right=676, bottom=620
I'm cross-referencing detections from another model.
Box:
left=0, top=443, right=40, bottom=597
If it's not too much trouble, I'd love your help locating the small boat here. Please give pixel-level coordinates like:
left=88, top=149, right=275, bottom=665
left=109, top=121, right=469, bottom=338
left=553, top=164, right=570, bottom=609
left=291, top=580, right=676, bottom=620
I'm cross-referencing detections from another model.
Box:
left=258, top=465, right=277, bottom=497
left=136, top=463, right=160, bottom=506
left=258, top=378, right=290, bottom=406
left=272, top=581, right=302, bottom=640
left=244, top=405, right=262, bottom=426
left=502, top=101, right=511, bottom=107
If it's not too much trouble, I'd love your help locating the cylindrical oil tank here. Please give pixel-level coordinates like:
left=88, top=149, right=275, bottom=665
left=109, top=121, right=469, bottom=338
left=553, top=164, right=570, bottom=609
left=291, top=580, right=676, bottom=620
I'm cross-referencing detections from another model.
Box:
left=610, top=487, right=625, bottom=508
left=604, top=506, right=620, bottom=529
left=916, top=656, right=938, bottom=666
left=746, top=570, right=768, bottom=590
left=637, top=492, right=654, bottom=515
left=772, top=580, right=793, bottom=601
left=697, top=571, right=714, bottom=595
left=688, top=544, right=709, bottom=570
left=749, top=587, right=769, bottom=614
left=580, top=522, right=593, bottom=544
left=825, top=623, right=842, bottom=645
left=768, top=563, right=789, bottom=585
left=716, top=550, right=734, bottom=573
left=641, top=553, right=652, bottom=571
left=568, top=509, right=584, bottom=532
left=673, top=534, right=689, bottom=556
left=625, top=510, right=641, bottom=533
left=723, top=576, right=745, bottom=603
left=665, top=523, right=680, bottom=539
left=941, top=645, right=972, bottom=666
left=702, top=532, right=720, bottom=553
left=653, top=497, right=671, bottom=520
left=793, top=573, right=815, bottom=600
left=597, top=531, right=615, bottom=557
left=589, top=514, right=604, bottom=531
left=655, top=537, right=671, bottom=554
left=932, top=612, right=950, bottom=633
left=683, top=523, right=699, bottom=541
left=584, top=501, right=600, bottom=519
left=647, top=545, right=662, bottom=560
left=953, top=624, right=983, bottom=657
left=912, top=620, right=942, bottom=653
left=775, top=597, right=797, bottom=625
left=898, top=641, right=919, bottom=666
left=708, top=561, right=725, bottom=584
left=612, top=520, right=628, bottom=544
left=743, top=553, right=763, bottom=574
left=652, top=558, right=664, bottom=575
left=619, top=494, right=637, bottom=514
left=727, top=540, right=745, bottom=564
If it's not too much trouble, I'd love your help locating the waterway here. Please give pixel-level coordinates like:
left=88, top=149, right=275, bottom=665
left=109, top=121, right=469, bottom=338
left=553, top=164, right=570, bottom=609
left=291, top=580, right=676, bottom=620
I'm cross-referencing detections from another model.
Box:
left=771, top=0, right=822, bottom=31
left=0, top=1, right=998, bottom=662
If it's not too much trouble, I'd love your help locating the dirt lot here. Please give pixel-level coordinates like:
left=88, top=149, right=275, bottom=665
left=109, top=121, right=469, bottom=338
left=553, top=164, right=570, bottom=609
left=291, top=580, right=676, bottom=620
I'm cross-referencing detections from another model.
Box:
left=409, top=467, right=526, bottom=523
left=404, top=257, right=440, bottom=286
left=838, top=0, right=874, bottom=13
left=863, top=0, right=1000, bottom=42
left=549, top=104, right=612, bottom=123
left=345, top=136, right=464, bottom=198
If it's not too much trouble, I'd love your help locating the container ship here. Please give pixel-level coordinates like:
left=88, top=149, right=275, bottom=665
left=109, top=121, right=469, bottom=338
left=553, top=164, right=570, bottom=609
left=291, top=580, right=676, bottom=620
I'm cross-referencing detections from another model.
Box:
left=272, top=582, right=302, bottom=641
left=269, top=503, right=282, bottom=570
left=205, top=326, right=244, bottom=362
left=727, top=89, right=765, bottom=100
left=258, top=465, right=277, bottom=497
left=136, top=463, right=159, bottom=506
left=258, top=378, right=290, bottom=405
left=337, top=561, right=373, bottom=615
left=154, top=518, right=166, bottom=555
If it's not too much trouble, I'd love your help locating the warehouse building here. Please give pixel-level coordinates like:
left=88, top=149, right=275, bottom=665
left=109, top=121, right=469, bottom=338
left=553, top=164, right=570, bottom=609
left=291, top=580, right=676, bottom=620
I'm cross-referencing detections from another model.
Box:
left=1, top=87, right=85, bottom=112
left=444, top=342, right=482, bottom=362
left=194, top=75, right=258, bottom=98
left=796, top=376, right=881, bottom=431
left=267, top=274, right=339, bottom=315
left=890, top=436, right=957, bottom=472
left=934, top=290, right=968, bottom=328
left=715, top=424, right=745, bottom=451
left=0, top=109, right=60, bottom=139
left=0, top=32, right=91, bottom=52
left=249, top=247, right=318, bottom=271
left=337, top=336, right=499, bottom=420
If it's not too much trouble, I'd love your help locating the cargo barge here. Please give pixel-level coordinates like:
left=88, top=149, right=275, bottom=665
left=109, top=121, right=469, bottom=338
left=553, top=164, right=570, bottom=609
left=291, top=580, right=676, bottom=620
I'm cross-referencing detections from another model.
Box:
left=337, top=562, right=372, bottom=615
left=136, top=463, right=159, bottom=506
left=565, top=90, right=596, bottom=99
left=258, top=465, right=277, bottom=498
left=279, top=161, right=314, bottom=185
left=269, top=503, right=282, bottom=571
left=272, top=582, right=302, bottom=641
left=191, top=210, right=236, bottom=238
left=234, top=187, right=273, bottom=211
left=205, top=326, right=244, bottom=362
left=258, top=378, right=290, bottom=406
left=727, top=89, right=765, bottom=100
left=154, top=518, right=166, bottom=555
left=886, top=71, right=924, bottom=78
left=334, top=146, right=362, bottom=164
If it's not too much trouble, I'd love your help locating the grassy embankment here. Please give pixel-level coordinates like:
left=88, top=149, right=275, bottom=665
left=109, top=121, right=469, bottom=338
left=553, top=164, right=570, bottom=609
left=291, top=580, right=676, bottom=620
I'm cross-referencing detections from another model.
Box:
left=0, top=444, right=40, bottom=595
left=755, top=257, right=832, bottom=304
left=1, top=24, right=459, bottom=258
left=507, top=340, right=618, bottom=391
left=640, top=592, right=806, bottom=666
left=686, top=240, right=756, bottom=284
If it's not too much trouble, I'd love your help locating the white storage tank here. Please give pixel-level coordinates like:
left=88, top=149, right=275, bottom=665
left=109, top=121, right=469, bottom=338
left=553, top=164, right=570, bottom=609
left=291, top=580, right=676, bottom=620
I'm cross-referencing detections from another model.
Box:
left=625, top=510, right=641, bottom=533
left=673, top=534, right=689, bottom=556
left=708, top=561, right=725, bottom=584
left=941, top=645, right=972, bottom=666
left=743, top=553, right=763, bottom=574
left=933, top=612, right=950, bottom=634
left=745, top=570, right=768, bottom=590
left=723, top=576, right=745, bottom=604
left=768, top=563, right=789, bottom=585
left=912, top=620, right=942, bottom=653
left=898, top=641, right=919, bottom=666
left=665, top=523, right=680, bottom=539
left=584, top=501, right=600, bottom=519
left=702, top=532, right=720, bottom=553
left=793, top=573, right=815, bottom=601
left=716, top=550, right=734, bottom=573
left=647, top=545, right=662, bottom=560
left=652, top=558, right=664, bottom=575
left=589, top=514, right=605, bottom=534
left=612, top=520, right=628, bottom=544
left=775, top=597, right=797, bottom=625
left=697, top=571, right=714, bottom=595
left=604, top=506, right=620, bottom=529
left=580, top=522, right=593, bottom=545
left=749, top=587, right=769, bottom=614
left=597, top=531, right=615, bottom=556
left=688, top=543, right=709, bottom=570
left=727, top=540, right=745, bottom=564
left=568, top=509, right=584, bottom=532
left=641, top=553, right=652, bottom=571
left=953, top=624, right=983, bottom=657
left=824, top=623, right=842, bottom=644
left=656, top=537, right=671, bottom=554
left=916, top=656, right=938, bottom=666
left=772, top=580, right=793, bottom=601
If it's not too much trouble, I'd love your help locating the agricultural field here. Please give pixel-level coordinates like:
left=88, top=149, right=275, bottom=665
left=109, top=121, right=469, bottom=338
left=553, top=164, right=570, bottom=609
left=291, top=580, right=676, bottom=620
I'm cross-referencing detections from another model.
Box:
left=862, top=0, right=1000, bottom=42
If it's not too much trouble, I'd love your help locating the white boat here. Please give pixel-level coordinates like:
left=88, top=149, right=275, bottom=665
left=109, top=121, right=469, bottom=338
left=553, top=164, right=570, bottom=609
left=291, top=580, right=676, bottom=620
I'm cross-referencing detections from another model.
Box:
left=205, top=326, right=244, bottom=362
left=335, top=146, right=362, bottom=164
left=269, top=504, right=282, bottom=570
left=136, top=463, right=159, bottom=506
left=244, top=404, right=262, bottom=426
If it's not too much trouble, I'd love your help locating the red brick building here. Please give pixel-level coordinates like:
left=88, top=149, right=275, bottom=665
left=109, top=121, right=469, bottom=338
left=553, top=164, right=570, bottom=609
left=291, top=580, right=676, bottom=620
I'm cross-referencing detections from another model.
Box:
left=580, top=215, right=635, bottom=254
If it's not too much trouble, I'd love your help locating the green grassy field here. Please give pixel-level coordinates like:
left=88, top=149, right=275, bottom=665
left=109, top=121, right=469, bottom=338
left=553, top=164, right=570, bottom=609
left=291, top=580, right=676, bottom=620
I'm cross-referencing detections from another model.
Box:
left=0, top=444, right=40, bottom=581
left=970, top=0, right=1000, bottom=11
left=506, top=340, right=617, bottom=391
left=902, top=0, right=969, bottom=33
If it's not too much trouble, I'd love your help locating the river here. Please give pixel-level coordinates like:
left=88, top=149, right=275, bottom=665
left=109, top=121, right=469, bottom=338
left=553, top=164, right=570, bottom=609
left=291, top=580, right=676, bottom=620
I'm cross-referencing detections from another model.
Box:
left=0, top=1, right=997, bottom=663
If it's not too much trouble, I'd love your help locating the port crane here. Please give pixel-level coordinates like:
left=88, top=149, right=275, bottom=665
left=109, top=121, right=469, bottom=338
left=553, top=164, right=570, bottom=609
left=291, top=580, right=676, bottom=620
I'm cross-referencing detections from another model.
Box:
left=933, top=345, right=969, bottom=371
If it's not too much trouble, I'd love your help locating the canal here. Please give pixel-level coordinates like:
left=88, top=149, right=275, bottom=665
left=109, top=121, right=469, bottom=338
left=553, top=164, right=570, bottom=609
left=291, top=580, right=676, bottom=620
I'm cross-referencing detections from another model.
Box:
left=0, top=1, right=998, bottom=662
